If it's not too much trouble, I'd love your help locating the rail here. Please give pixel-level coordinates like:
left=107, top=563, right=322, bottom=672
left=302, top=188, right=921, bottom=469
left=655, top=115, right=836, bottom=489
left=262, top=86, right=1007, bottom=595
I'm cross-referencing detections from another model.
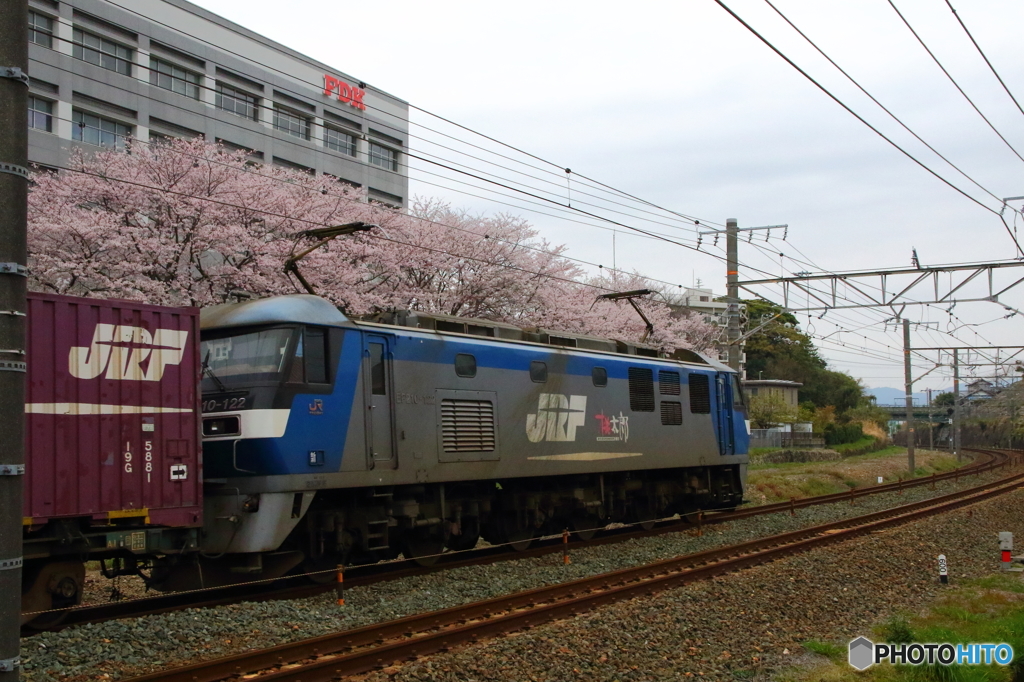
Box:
left=122, top=448, right=1020, bottom=682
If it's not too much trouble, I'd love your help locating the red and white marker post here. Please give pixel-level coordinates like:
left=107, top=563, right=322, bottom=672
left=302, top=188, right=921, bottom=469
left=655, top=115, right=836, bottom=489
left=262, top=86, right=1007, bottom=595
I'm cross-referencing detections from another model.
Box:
left=1000, top=532, right=1014, bottom=571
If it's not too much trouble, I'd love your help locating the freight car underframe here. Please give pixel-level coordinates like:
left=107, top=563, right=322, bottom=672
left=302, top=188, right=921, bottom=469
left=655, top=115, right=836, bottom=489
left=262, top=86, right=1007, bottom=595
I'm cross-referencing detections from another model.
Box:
left=152, top=463, right=744, bottom=590
left=21, top=520, right=199, bottom=626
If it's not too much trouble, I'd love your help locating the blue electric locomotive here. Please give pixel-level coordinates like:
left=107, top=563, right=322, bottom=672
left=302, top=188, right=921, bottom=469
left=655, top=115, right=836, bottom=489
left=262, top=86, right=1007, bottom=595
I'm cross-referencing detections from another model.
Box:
left=159, top=294, right=748, bottom=585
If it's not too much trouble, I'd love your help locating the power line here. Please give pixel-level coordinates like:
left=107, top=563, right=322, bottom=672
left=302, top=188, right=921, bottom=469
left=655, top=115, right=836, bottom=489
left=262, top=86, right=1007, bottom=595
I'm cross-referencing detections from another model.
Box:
left=943, top=0, right=1024, bottom=123
left=762, top=0, right=1004, bottom=204
left=886, top=0, right=1024, bottom=165
left=32, top=44, right=714, bottom=241
left=86, top=0, right=724, bottom=233
left=712, top=0, right=1024, bottom=257
left=35, top=159, right=724, bottom=329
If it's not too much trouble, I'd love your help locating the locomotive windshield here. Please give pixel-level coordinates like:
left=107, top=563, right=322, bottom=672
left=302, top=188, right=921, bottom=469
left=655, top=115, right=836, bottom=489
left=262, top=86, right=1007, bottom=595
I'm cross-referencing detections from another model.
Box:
left=200, top=326, right=295, bottom=390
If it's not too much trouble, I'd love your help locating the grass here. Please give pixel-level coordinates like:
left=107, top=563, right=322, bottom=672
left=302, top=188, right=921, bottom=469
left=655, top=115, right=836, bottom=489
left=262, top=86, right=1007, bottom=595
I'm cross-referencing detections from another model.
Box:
left=746, top=449, right=968, bottom=504
left=773, top=573, right=1024, bottom=682
left=833, top=437, right=893, bottom=455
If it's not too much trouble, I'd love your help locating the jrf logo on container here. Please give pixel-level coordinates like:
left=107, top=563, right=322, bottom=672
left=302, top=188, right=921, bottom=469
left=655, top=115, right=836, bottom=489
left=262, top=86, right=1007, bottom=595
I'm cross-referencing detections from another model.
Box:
left=69, top=324, right=189, bottom=382
left=849, top=637, right=1014, bottom=670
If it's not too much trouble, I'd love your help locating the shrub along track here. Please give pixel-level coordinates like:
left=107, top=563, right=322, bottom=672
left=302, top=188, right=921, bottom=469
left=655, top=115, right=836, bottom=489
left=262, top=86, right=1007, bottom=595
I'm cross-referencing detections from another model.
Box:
left=119, top=448, right=1021, bottom=682
left=23, top=447, right=1014, bottom=635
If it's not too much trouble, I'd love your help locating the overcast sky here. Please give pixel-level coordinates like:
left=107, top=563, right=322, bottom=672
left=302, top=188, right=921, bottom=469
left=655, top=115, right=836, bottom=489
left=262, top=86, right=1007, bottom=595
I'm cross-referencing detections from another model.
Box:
left=194, top=0, right=1024, bottom=395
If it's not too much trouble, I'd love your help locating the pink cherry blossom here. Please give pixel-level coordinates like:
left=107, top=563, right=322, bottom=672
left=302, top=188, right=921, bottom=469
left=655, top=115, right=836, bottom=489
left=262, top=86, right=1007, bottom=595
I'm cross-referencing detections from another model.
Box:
left=29, top=138, right=720, bottom=353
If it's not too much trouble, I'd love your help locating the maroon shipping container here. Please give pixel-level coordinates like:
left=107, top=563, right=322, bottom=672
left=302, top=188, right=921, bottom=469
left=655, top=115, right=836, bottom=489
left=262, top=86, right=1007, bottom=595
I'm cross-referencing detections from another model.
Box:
left=25, top=293, right=202, bottom=528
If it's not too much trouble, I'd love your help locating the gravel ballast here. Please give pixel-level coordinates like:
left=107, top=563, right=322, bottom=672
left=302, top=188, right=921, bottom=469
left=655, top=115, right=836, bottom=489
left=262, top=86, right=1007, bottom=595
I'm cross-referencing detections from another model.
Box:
left=21, top=466, right=1020, bottom=681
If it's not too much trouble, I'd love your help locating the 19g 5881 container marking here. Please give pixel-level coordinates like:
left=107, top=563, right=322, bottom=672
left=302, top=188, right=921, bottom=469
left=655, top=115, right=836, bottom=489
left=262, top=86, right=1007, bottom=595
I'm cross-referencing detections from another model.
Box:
left=125, top=441, right=155, bottom=482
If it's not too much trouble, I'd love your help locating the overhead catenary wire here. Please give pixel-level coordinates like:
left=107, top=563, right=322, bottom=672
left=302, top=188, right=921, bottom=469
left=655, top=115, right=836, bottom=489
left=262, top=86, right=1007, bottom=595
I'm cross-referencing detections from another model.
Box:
left=31, top=43, right=716, bottom=243
left=712, top=0, right=1024, bottom=258
left=942, top=0, right=1024, bottom=124
left=886, top=0, right=1024, bottom=166
left=73, top=0, right=724, bottom=233
left=36, top=5, right=1019, bottom=366
left=38, top=160, right=730, bottom=320
left=761, top=0, right=1004, bottom=205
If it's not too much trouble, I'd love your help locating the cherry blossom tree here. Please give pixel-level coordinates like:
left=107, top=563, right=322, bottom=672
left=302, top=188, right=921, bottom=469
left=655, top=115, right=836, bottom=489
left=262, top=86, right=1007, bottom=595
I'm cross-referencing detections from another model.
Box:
left=28, top=137, right=720, bottom=353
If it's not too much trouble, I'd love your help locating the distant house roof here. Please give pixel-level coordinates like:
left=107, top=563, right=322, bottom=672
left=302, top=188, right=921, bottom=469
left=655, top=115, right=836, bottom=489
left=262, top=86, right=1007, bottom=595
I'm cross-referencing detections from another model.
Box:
left=743, top=379, right=803, bottom=388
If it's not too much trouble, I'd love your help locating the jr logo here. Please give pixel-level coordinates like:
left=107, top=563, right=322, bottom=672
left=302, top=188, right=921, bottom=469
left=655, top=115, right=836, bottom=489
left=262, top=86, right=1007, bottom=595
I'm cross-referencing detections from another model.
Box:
left=526, top=394, right=588, bottom=443
left=69, top=324, right=189, bottom=382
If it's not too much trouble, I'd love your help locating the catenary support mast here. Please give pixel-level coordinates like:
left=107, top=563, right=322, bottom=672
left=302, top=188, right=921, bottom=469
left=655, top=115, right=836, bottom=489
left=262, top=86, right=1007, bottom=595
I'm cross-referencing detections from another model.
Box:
left=953, top=350, right=961, bottom=462
left=0, top=1, right=29, bottom=679
left=903, top=319, right=915, bottom=474
left=726, top=218, right=741, bottom=372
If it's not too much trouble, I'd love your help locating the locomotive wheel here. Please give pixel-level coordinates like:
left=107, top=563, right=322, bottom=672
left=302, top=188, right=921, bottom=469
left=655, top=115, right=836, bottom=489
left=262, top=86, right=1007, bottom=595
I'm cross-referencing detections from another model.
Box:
left=402, top=528, right=447, bottom=567
left=571, top=514, right=602, bottom=542
left=445, top=517, right=480, bottom=553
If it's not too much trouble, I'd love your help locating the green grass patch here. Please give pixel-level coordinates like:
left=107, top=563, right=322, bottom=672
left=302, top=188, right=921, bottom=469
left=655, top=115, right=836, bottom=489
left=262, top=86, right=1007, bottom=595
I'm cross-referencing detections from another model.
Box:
left=773, top=574, right=1024, bottom=682
left=804, top=640, right=846, bottom=659
left=833, top=436, right=884, bottom=453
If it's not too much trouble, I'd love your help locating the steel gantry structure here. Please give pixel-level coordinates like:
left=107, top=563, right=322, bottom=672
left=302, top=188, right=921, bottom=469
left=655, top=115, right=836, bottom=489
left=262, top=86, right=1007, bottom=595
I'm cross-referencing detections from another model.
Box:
left=738, top=260, right=1024, bottom=314
left=734, top=258, right=1024, bottom=474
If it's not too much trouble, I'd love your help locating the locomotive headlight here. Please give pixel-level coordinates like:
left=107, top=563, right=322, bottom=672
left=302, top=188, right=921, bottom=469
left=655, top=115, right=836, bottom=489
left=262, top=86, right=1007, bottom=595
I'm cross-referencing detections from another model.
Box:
left=203, top=416, right=240, bottom=437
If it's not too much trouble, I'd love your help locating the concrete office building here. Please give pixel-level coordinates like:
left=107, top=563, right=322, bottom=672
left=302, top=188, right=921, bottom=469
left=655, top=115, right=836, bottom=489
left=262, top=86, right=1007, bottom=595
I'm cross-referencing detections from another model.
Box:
left=25, top=0, right=409, bottom=206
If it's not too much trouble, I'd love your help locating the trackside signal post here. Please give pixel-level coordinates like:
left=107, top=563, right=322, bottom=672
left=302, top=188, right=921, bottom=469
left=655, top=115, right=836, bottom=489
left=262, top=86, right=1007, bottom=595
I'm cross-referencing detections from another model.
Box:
left=0, top=1, right=28, bottom=679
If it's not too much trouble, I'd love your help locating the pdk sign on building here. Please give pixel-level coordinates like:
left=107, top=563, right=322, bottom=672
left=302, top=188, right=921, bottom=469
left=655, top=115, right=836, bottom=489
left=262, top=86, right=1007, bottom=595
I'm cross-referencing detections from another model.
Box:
left=323, top=74, right=366, bottom=111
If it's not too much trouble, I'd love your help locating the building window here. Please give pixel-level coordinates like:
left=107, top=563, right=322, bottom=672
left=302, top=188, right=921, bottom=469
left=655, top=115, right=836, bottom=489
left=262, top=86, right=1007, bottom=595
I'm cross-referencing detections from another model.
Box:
left=28, top=97, right=53, bottom=133
left=216, top=83, right=258, bottom=121
left=324, top=125, right=356, bottom=156
left=72, top=110, right=131, bottom=150
left=369, top=142, right=398, bottom=171
left=150, top=58, right=201, bottom=99
left=28, top=12, right=54, bottom=48
left=72, top=28, right=132, bottom=76
left=273, top=106, right=310, bottom=140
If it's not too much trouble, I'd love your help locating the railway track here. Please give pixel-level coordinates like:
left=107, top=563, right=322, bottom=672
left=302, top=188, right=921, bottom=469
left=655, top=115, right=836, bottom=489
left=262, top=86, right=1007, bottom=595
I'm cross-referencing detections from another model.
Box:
left=24, top=447, right=1014, bottom=634
left=122, top=448, right=1021, bottom=682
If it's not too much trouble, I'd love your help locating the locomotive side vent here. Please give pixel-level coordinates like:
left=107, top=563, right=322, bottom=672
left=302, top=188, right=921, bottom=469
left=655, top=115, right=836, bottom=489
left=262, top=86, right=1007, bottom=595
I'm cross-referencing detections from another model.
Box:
left=628, top=367, right=655, bottom=412
left=661, top=401, right=683, bottom=425
left=441, top=399, right=496, bottom=452
left=658, top=370, right=681, bottom=395
left=689, top=374, right=712, bottom=413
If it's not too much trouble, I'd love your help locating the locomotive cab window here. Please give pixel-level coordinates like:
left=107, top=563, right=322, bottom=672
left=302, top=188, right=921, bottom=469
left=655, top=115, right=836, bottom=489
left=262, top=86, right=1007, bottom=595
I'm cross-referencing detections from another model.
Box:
left=455, top=353, right=477, bottom=378
left=200, top=326, right=294, bottom=390
left=289, top=327, right=329, bottom=384
left=530, top=361, right=547, bottom=383
left=592, top=366, right=607, bottom=387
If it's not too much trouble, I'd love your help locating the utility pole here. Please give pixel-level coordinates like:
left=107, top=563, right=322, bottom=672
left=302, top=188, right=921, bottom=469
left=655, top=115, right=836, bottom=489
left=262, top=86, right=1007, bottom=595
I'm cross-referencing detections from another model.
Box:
left=953, top=350, right=961, bottom=462
left=903, top=319, right=915, bottom=474
left=726, top=218, right=740, bottom=372
left=926, top=388, right=934, bottom=451
left=0, top=2, right=28, bottom=680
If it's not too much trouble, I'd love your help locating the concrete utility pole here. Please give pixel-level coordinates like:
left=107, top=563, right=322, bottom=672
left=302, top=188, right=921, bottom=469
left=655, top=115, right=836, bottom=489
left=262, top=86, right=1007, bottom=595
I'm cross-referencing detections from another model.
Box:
left=726, top=218, right=740, bottom=372
left=953, top=350, right=961, bottom=462
left=0, top=2, right=28, bottom=679
left=903, top=319, right=915, bottom=474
